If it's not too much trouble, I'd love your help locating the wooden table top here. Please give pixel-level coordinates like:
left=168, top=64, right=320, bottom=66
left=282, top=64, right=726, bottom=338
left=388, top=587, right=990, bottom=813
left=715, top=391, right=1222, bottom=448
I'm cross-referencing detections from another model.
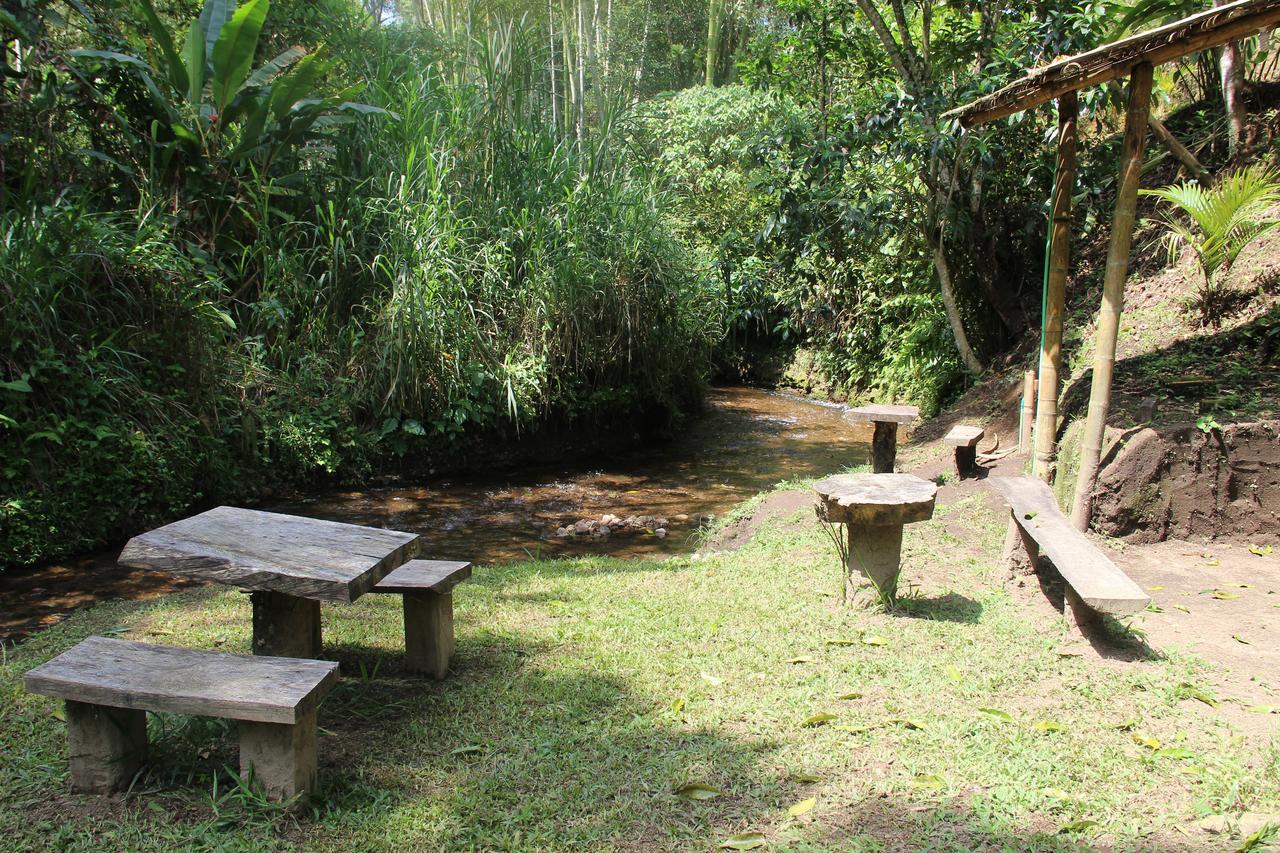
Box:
left=846, top=404, right=921, bottom=424
left=118, top=506, right=420, bottom=603
left=813, top=473, right=937, bottom=526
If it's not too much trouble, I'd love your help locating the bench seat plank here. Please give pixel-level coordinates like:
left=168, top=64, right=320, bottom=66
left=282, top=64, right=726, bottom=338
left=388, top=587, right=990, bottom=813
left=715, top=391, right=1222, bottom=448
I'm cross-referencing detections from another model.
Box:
left=989, top=477, right=1150, bottom=616
left=372, top=560, right=472, bottom=594
left=24, top=637, right=338, bottom=725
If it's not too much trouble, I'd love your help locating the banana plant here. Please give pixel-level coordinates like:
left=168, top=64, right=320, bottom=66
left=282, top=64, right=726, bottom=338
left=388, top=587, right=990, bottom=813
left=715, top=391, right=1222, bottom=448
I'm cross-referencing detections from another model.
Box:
left=1143, top=164, right=1280, bottom=326
left=68, top=0, right=389, bottom=202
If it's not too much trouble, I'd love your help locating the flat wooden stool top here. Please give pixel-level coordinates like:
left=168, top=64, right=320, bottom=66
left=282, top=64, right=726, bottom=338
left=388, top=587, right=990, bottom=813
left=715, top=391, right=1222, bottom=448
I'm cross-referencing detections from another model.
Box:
left=813, top=473, right=937, bottom=526
left=944, top=424, right=985, bottom=447
left=847, top=404, right=921, bottom=425
left=24, top=636, right=339, bottom=725
left=118, top=506, right=420, bottom=603
left=372, top=560, right=472, bottom=594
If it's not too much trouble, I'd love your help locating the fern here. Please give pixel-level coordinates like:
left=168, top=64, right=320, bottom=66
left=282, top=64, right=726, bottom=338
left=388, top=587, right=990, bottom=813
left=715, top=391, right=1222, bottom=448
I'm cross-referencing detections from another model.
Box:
left=1142, top=164, right=1280, bottom=326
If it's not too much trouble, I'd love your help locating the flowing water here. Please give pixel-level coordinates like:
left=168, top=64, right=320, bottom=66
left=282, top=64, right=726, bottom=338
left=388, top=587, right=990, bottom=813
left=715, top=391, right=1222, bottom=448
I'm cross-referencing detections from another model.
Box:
left=1, top=388, right=868, bottom=643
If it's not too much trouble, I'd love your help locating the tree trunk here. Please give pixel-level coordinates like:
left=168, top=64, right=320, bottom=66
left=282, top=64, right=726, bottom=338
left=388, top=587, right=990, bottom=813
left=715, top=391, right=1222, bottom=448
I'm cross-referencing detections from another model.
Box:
left=705, top=0, right=722, bottom=86
left=929, top=237, right=985, bottom=376
left=1070, top=63, right=1153, bottom=530
left=1217, top=0, right=1247, bottom=156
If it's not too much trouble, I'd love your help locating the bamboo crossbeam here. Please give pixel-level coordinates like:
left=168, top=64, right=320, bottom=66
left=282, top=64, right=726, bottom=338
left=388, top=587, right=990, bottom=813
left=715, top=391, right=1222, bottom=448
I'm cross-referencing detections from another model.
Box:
left=945, top=0, right=1280, bottom=128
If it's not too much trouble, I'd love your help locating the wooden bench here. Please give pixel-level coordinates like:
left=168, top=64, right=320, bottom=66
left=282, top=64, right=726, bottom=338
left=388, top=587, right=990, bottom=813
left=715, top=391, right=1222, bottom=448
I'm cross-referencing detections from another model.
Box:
left=989, top=477, right=1149, bottom=630
left=371, top=559, right=471, bottom=679
left=24, top=636, right=337, bottom=802
left=943, top=424, right=985, bottom=477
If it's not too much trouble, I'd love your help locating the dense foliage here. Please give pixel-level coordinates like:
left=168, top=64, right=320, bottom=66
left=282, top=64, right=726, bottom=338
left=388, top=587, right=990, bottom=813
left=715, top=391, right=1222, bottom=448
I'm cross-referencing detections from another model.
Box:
left=1, top=0, right=718, bottom=567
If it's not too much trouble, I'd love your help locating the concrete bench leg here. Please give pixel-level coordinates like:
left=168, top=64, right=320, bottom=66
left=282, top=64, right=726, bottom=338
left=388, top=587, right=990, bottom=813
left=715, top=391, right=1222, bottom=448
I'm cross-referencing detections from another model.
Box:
left=403, top=590, right=454, bottom=679
left=251, top=591, right=322, bottom=659
left=845, top=523, right=904, bottom=605
left=871, top=422, right=899, bottom=473
left=1063, top=586, right=1102, bottom=637
left=65, top=700, right=147, bottom=793
left=239, top=708, right=318, bottom=802
left=953, top=445, right=977, bottom=478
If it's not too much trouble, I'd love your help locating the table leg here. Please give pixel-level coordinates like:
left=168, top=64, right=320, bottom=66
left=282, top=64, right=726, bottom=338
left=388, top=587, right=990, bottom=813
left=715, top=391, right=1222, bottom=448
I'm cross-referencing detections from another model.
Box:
left=846, top=522, right=904, bottom=605
left=871, top=422, right=898, bottom=473
left=251, top=591, right=322, bottom=658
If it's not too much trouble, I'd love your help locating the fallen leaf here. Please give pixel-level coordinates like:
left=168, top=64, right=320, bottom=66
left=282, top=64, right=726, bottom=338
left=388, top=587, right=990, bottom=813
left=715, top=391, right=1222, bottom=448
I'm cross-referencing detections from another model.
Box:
left=977, top=707, right=1014, bottom=723
left=1233, top=635, right=1251, bottom=645
left=788, top=797, right=816, bottom=817
left=825, top=638, right=858, bottom=646
left=790, top=773, right=821, bottom=783
left=784, top=656, right=814, bottom=664
left=1206, top=558, right=1221, bottom=567
left=800, top=713, right=837, bottom=728
left=1041, top=787, right=1073, bottom=801
left=675, top=782, right=722, bottom=801
left=833, top=724, right=873, bottom=734
left=451, top=744, right=484, bottom=756
left=1236, top=583, right=1255, bottom=589
left=671, top=697, right=686, bottom=713
left=1114, top=719, right=1138, bottom=731
left=1246, top=705, right=1279, bottom=715
left=911, top=774, right=944, bottom=789
left=1154, top=747, right=1194, bottom=759
left=1147, top=585, right=1166, bottom=591
left=837, top=692, right=863, bottom=700
left=1147, top=603, right=1165, bottom=613
left=701, top=672, right=724, bottom=686
left=888, top=718, right=926, bottom=730
left=861, top=635, right=889, bottom=646
left=1173, top=604, right=1191, bottom=613
left=1249, top=545, right=1274, bottom=556
left=1132, top=734, right=1161, bottom=749
left=720, top=832, right=767, bottom=850
left=1033, top=720, right=1064, bottom=733
left=1059, top=819, right=1099, bottom=834
left=945, top=664, right=964, bottom=682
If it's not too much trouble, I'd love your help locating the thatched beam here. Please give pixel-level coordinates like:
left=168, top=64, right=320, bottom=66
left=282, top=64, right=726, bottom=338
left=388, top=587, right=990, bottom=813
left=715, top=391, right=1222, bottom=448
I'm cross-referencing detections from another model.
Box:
left=945, top=0, right=1280, bottom=128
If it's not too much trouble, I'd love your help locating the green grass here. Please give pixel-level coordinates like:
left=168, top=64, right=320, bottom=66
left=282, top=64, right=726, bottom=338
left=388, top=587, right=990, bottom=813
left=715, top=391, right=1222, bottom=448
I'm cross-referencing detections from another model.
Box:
left=2, top=489, right=1278, bottom=850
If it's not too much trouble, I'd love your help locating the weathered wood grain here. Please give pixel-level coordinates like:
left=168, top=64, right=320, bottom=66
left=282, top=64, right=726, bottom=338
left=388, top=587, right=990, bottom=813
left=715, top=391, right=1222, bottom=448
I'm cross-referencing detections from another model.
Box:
left=943, top=425, right=984, bottom=447
left=813, top=474, right=937, bottom=527
left=945, top=0, right=1280, bottom=127
left=371, top=560, right=472, bottom=594
left=847, top=404, right=921, bottom=424
left=988, top=477, right=1150, bottom=616
left=24, top=637, right=339, bottom=725
left=118, top=506, right=419, bottom=602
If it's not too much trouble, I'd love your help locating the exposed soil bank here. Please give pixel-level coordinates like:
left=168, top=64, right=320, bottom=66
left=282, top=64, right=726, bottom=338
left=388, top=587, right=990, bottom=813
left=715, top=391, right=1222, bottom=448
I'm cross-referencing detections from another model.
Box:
left=1093, top=421, right=1280, bottom=544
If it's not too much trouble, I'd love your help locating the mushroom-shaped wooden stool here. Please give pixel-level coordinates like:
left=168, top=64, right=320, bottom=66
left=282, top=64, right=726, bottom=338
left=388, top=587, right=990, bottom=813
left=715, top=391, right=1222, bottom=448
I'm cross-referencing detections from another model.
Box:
left=814, top=473, right=937, bottom=605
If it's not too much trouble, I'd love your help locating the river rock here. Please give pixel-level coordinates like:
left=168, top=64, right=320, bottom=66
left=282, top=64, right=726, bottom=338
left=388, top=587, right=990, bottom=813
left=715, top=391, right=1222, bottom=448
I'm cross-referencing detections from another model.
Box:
left=655, top=528, right=667, bottom=539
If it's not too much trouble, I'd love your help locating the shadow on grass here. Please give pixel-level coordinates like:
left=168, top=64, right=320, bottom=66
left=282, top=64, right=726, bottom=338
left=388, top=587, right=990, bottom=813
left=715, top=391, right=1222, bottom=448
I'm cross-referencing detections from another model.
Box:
left=1032, top=565, right=1165, bottom=663
left=895, top=592, right=984, bottom=624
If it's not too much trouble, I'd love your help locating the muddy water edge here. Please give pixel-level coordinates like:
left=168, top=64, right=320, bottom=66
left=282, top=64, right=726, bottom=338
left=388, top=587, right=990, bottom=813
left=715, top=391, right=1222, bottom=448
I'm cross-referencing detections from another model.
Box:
left=1, top=388, right=870, bottom=644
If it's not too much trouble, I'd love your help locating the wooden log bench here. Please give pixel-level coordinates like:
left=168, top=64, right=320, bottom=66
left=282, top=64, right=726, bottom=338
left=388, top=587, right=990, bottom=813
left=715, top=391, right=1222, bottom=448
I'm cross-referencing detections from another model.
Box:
left=24, top=636, right=338, bottom=802
left=989, top=477, right=1149, bottom=631
left=943, top=424, right=985, bottom=478
left=370, top=559, right=472, bottom=679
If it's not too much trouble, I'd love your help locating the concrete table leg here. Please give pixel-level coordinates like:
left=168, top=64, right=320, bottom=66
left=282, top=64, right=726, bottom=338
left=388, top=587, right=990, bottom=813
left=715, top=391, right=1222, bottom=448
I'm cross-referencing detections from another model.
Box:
left=845, top=523, right=904, bottom=604
left=953, top=445, right=978, bottom=478
left=65, top=700, right=147, bottom=793
left=251, top=591, right=322, bottom=658
left=403, top=591, right=454, bottom=679
left=871, top=422, right=898, bottom=473
left=239, top=708, right=318, bottom=803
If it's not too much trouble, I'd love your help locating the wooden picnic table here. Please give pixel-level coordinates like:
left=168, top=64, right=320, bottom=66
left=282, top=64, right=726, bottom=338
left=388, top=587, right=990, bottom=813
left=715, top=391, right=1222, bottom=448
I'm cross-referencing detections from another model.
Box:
left=118, top=506, right=419, bottom=658
left=814, top=473, right=936, bottom=605
left=846, top=404, right=920, bottom=473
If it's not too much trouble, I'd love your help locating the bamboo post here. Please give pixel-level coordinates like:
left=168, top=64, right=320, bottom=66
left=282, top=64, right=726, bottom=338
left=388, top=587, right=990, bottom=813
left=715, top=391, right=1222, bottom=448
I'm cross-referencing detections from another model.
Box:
left=1033, top=90, right=1078, bottom=481
left=1019, top=370, right=1036, bottom=453
left=1070, top=63, right=1153, bottom=530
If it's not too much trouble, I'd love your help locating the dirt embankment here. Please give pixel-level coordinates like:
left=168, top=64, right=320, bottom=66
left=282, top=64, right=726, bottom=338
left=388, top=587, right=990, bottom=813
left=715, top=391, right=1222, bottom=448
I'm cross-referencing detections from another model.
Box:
left=1093, top=421, right=1280, bottom=544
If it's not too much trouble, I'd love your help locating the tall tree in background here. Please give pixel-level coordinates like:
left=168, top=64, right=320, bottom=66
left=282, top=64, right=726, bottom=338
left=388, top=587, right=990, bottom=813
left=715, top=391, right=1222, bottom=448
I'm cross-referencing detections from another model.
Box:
left=705, top=0, right=723, bottom=84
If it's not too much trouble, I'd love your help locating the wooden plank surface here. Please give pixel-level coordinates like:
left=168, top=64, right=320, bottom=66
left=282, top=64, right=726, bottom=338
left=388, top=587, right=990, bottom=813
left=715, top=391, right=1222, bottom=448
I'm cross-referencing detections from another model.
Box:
left=847, top=404, right=921, bottom=424
left=945, top=0, right=1280, bottom=127
left=24, top=637, right=339, bottom=725
left=988, top=477, right=1150, bottom=616
left=118, top=506, right=419, bottom=602
left=814, top=473, right=936, bottom=526
left=944, top=425, right=985, bottom=447
left=372, top=560, right=472, bottom=594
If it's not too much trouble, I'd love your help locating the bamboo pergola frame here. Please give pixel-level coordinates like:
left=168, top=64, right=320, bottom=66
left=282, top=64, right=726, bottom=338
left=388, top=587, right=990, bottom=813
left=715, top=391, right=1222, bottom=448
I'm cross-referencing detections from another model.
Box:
left=945, top=0, right=1280, bottom=531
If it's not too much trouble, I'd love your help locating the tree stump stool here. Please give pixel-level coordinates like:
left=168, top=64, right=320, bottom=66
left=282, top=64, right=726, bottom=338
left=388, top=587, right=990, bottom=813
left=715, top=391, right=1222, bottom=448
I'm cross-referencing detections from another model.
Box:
left=814, top=473, right=937, bottom=605
left=846, top=405, right=921, bottom=473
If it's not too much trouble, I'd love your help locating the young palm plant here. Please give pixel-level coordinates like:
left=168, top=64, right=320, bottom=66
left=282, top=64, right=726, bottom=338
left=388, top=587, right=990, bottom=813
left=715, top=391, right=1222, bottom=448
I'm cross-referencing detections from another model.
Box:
left=1143, top=164, right=1280, bottom=327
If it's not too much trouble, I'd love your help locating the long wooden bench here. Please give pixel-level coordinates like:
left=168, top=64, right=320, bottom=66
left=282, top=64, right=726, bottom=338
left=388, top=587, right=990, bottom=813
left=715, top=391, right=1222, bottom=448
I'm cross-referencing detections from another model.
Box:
left=24, top=636, right=337, bottom=801
left=943, top=424, right=984, bottom=478
left=989, top=477, right=1149, bottom=629
left=371, top=559, right=471, bottom=679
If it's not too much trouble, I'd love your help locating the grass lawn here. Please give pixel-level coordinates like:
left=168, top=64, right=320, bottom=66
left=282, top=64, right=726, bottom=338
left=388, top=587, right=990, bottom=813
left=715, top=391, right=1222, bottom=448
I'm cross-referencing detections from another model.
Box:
left=2, top=481, right=1278, bottom=850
